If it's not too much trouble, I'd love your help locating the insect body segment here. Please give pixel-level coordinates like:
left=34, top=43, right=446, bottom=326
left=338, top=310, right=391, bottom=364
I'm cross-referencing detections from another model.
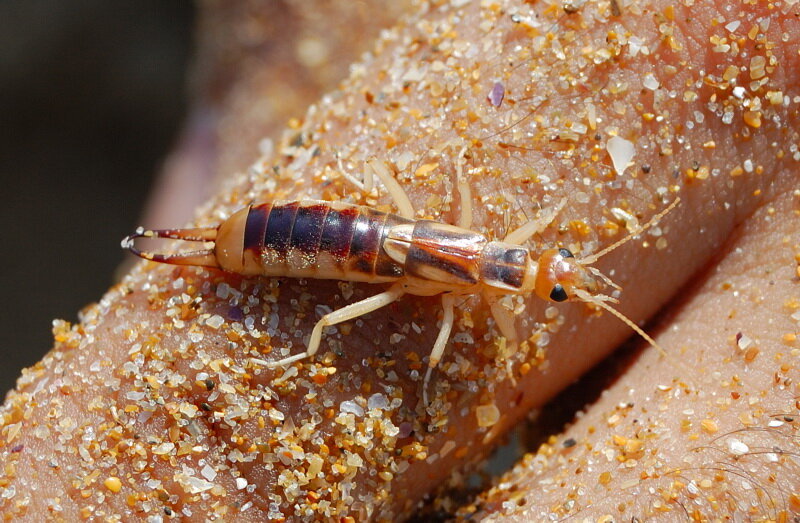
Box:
left=237, top=201, right=413, bottom=281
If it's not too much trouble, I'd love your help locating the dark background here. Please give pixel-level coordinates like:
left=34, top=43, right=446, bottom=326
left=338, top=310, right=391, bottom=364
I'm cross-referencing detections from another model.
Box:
left=0, top=2, right=195, bottom=392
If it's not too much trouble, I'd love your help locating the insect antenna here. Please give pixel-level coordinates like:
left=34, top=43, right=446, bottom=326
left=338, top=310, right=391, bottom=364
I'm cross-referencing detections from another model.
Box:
left=580, top=197, right=680, bottom=265
left=122, top=227, right=220, bottom=267
left=573, top=289, right=667, bottom=358
left=586, top=266, right=622, bottom=292
left=571, top=198, right=687, bottom=367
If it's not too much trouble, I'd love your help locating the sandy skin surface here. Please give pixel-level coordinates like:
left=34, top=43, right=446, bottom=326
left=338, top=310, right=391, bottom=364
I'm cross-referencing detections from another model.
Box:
left=1, top=0, right=799, bottom=520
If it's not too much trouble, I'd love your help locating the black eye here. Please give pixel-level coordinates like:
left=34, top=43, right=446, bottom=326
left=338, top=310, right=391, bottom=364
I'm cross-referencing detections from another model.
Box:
left=559, top=248, right=574, bottom=258
left=549, top=284, right=568, bottom=302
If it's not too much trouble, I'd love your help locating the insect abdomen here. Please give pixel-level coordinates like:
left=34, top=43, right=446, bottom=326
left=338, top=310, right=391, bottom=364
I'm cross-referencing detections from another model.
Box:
left=244, top=200, right=411, bottom=282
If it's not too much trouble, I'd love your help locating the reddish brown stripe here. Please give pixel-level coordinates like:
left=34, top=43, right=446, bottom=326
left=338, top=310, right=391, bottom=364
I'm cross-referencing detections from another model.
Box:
left=291, top=204, right=329, bottom=254
left=319, top=207, right=358, bottom=260
left=264, top=202, right=299, bottom=253
left=348, top=208, right=384, bottom=274
left=244, top=204, right=270, bottom=252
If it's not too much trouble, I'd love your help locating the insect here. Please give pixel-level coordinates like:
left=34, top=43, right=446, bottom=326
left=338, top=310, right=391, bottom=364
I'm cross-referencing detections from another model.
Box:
left=123, top=160, right=678, bottom=402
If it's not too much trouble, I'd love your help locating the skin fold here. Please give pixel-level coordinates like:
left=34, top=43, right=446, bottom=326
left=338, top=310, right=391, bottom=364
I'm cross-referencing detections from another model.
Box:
left=1, top=0, right=799, bottom=520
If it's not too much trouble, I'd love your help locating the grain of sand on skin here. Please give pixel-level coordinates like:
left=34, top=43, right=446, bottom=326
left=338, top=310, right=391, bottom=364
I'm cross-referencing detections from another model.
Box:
left=1, top=0, right=799, bottom=521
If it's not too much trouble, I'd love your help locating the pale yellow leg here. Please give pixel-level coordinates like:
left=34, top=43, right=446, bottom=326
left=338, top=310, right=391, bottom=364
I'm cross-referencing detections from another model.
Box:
left=486, top=293, right=520, bottom=384
left=423, top=294, right=456, bottom=404
left=486, top=295, right=519, bottom=345
left=337, top=154, right=373, bottom=193
left=267, top=283, right=405, bottom=368
left=367, top=159, right=415, bottom=219
left=455, top=146, right=473, bottom=229
left=502, top=198, right=566, bottom=245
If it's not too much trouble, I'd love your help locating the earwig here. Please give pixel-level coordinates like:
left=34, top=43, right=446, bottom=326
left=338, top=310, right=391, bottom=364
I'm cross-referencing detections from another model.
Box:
left=123, top=164, right=679, bottom=403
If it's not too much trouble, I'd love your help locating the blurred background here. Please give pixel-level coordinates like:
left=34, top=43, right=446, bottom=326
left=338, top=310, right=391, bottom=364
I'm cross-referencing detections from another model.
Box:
left=0, top=2, right=195, bottom=392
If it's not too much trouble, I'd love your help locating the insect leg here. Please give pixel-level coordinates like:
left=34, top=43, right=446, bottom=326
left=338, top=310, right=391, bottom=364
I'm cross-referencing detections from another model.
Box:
left=367, top=159, right=416, bottom=219
left=486, top=295, right=519, bottom=345
left=337, top=154, right=373, bottom=193
left=455, top=146, right=473, bottom=229
left=486, top=293, right=520, bottom=384
left=502, top=198, right=566, bottom=245
left=423, top=294, right=456, bottom=405
left=266, top=283, right=405, bottom=368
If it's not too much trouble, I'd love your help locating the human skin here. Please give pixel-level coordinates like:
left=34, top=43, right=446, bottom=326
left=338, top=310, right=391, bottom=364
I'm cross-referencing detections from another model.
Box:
left=1, top=1, right=799, bottom=521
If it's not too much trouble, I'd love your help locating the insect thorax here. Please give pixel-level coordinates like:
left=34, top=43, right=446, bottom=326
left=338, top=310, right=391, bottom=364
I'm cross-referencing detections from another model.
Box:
left=383, top=221, right=487, bottom=295
left=478, top=241, right=536, bottom=294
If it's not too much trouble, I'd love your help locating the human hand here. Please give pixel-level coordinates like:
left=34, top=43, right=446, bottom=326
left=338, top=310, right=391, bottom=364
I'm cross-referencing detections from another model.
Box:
left=1, top=0, right=798, bottom=520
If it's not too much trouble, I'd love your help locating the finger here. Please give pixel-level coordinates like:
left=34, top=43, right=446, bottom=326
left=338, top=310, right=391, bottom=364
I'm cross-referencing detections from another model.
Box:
left=470, top=189, right=800, bottom=520
left=252, top=0, right=797, bottom=517
left=460, top=1, right=800, bottom=518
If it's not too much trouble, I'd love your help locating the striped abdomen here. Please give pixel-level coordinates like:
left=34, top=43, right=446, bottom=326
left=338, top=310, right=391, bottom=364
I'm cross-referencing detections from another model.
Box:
left=242, top=200, right=413, bottom=282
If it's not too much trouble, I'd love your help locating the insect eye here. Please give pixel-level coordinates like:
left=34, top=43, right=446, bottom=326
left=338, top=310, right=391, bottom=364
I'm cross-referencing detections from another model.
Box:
left=559, top=248, right=574, bottom=258
left=549, top=284, right=568, bottom=302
